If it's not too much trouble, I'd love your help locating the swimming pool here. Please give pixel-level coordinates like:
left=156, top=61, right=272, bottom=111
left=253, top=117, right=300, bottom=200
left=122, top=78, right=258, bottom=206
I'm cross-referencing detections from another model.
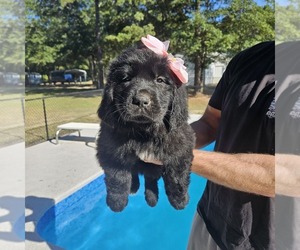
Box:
left=37, top=144, right=214, bottom=250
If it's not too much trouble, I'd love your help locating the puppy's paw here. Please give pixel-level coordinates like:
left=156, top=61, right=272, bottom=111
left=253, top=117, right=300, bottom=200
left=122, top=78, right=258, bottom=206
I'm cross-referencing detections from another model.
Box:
left=106, top=194, right=128, bottom=212
left=168, top=193, right=189, bottom=210
left=145, top=189, right=158, bottom=207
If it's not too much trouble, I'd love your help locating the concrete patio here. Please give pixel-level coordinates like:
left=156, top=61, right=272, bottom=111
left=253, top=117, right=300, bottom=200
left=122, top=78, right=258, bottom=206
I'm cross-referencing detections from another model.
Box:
left=25, top=129, right=102, bottom=250
left=0, top=143, right=25, bottom=250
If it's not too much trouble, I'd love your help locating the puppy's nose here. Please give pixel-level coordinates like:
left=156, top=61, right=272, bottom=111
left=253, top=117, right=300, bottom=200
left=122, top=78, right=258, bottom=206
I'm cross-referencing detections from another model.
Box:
left=132, top=93, right=151, bottom=108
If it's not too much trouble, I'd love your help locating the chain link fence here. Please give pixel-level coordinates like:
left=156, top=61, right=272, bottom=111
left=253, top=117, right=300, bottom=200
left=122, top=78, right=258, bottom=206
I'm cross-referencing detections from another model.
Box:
left=0, top=96, right=25, bottom=148
left=25, top=90, right=102, bottom=147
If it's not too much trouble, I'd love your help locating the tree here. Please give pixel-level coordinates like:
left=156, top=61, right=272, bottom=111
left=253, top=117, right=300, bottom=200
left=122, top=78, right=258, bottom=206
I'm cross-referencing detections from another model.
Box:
left=138, top=0, right=228, bottom=91
left=220, top=0, right=274, bottom=56
left=26, top=0, right=93, bottom=78
left=170, top=0, right=228, bottom=91
left=25, top=0, right=67, bottom=75
left=276, top=0, right=300, bottom=43
left=25, top=0, right=275, bottom=89
left=0, top=0, right=25, bottom=74
left=101, top=1, right=155, bottom=62
left=175, top=0, right=274, bottom=91
left=94, top=0, right=104, bottom=88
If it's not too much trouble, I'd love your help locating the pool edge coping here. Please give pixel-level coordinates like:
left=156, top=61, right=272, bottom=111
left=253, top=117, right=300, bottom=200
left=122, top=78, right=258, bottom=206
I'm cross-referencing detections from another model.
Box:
left=25, top=170, right=103, bottom=250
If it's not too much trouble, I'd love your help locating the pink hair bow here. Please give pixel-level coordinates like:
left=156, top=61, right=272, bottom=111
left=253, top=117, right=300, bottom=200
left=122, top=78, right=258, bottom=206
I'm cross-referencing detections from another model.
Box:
left=141, top=35, right=188, bottom=84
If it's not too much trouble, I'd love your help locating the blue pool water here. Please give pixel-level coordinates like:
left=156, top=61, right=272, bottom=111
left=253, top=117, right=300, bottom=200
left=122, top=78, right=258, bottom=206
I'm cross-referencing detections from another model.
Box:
left=37, top=143, right=214, bottom=250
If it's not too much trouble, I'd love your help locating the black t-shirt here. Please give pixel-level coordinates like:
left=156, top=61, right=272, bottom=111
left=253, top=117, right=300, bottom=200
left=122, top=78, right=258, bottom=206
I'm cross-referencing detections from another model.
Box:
left=274, top=41, right=300, bottom=250
left=197, top=41, right=275, bottom=249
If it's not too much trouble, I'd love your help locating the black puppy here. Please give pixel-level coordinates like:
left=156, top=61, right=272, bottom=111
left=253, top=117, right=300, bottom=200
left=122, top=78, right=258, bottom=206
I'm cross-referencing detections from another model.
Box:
left=97, top=45, right=195, bottom=212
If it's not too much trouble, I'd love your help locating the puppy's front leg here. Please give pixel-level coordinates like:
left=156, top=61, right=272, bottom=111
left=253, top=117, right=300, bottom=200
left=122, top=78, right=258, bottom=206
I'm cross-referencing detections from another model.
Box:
left=144, top=175, right=159, bottom=207
left=162, top=164, right=190, bottom=210
left=104, top=168, right=132, bottom=212
left=130, top=172, right=140, bottom=194
left=139, top=161, right=163, bottom=207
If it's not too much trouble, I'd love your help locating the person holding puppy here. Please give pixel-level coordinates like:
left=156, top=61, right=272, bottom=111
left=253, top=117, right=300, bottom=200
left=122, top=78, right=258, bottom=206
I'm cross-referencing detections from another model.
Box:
left=189, top=41, right=300, bottom=249
left=187, top=41, right=275, bottom=249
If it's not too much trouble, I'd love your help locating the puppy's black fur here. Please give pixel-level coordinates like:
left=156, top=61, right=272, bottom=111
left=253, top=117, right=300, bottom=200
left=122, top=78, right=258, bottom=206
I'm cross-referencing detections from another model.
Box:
left=97, top=46, right=195, bottom=212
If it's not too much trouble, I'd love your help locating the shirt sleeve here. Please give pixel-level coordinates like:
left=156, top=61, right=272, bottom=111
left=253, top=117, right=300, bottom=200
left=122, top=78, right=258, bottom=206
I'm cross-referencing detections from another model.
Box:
left=208, top=50, right=243, bottom=111
left=208, top=72, right=228, bottom=110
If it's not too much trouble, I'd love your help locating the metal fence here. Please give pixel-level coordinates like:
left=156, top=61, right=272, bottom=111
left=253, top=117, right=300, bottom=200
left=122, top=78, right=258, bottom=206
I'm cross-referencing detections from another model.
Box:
left=0, top=96, right=25, bottom=148
left=25, top=90, right=102, bottom=147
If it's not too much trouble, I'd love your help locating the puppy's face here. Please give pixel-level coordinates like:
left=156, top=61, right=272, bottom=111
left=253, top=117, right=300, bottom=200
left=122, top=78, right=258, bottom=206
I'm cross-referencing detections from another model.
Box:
left=105, top=48, right=179, bottom=124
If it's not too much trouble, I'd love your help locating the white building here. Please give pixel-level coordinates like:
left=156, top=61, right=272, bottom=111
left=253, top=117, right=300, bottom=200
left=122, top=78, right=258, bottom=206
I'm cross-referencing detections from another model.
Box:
left=175, top=54, right=227, bottom=87
left=204, top=61, right=226, bottom=86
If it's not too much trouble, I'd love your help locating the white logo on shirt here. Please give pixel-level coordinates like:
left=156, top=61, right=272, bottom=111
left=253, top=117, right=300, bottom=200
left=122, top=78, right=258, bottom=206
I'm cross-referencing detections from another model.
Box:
left=266, top=98, right=275, bottom=118
left=290, top=97, right=300, bottom=119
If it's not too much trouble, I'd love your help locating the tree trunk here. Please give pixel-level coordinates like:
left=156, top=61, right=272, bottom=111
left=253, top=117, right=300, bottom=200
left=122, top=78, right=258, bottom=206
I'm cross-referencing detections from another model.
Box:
left=95, top=0, right=104, bottom=89
left=88, top=56, right=95, bottom=84
left=194, top=55, right=202, bottom=94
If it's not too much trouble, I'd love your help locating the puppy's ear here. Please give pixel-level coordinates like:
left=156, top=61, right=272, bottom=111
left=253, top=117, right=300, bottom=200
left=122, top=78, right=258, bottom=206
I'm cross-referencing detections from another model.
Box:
left=98, top=83, right=115, bottom=128
left=164, top=86, right=189, bottom=131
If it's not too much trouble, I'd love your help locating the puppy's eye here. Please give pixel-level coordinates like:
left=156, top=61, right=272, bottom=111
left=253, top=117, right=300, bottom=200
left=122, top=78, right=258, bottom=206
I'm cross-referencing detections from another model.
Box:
left=156, top=77, right=165, bottom=83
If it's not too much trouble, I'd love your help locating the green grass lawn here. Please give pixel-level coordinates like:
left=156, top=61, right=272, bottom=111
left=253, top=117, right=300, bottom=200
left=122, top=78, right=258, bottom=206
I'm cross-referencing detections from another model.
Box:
left=25, top=85, right=210, bottom=113
left=24, top=85, right=210, bottom=146
left=188, top=93, right=210, bottom=114
left=0, top=91, right=25, bottom=147
left=25, top=86, right=102, bottom=146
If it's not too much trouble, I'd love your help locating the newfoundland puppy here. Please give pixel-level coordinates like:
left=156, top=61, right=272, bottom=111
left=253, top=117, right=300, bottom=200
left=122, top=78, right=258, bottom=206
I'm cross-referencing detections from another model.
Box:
left=97, top=38, right=195, bottom=212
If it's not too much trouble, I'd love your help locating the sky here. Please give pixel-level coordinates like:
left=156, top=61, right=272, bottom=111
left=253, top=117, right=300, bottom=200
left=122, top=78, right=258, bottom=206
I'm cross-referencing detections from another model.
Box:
left=275, top=0, right=291, bottom=6
left=256, top=0, right=290, bottom=6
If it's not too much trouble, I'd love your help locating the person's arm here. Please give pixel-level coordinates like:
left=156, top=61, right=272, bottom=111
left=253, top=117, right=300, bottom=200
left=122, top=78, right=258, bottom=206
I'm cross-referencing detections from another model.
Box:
left=191, top=105, right=275, bottom=197
left=275, top=153, right=300, bottom=197
left=191, top=150, right=275, bottom=197
left=190, top=105, right=221, bottom=148
left=142, top=105, right=276, bottom=197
